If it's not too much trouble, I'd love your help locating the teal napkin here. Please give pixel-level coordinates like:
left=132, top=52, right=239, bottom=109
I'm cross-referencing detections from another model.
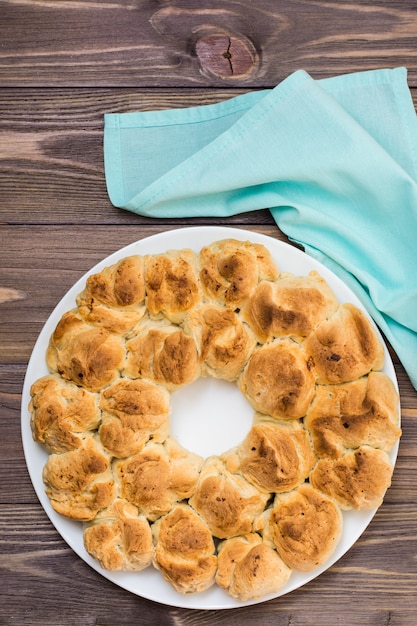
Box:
left=104, top=67, right=417, bottom=391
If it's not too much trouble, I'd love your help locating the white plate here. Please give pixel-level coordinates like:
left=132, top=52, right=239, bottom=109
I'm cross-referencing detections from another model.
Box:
left=21, top=226, right=400, bottom=610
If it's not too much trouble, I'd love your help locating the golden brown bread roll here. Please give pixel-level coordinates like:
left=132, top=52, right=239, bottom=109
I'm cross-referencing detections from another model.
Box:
left=310, top=445, right=394, bottom=510
left=83, top=498, right=154, bottom=571
left=216, top=533, right=292, bottom=601
left=42, top=435, right=115, bottom=521
left=46, top=311, right=126, bottom=392
left=239, top=338, right=316, bottom=420
left=304, top=303, right=385, bottom=384
left=30, top=374, right=100, bottom=453
left=242, top=271, right=339, bottom=343
left=182, top=303, right=257, bottom=381
left=98, top=377, right=170, bottom=458
left=199, top=238, right=279, bottom=307
left=189, top=456, right=269, bottom=539
left=258, top=484, right=343, bottom=571
left=152, top=503, right=217, bottom=594
left=76, top=256, right=146, bottom=333
left=305, top=372, right=401, bottom=459
left=223, top=417, right=316, bottom=493
left=125, top=317, right=200, bottom=390
left=114, top=438, right=203, bottom=521
left=144, top=248, right=202, bottom=323
left=78, top=255, right=145, bottom=308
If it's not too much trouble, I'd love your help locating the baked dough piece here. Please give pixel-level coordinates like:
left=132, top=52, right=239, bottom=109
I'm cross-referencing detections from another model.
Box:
left=183, top=303, right=257, bottom=381
left=242, top=271, right=339, bottom=343
left=83, top=498, right=154, bottom=571
left=305, top=372, right=401, bottom=459
left=76, top=256, right=146, bottom=333
left=223, top=417, right=316, bottom=493
left=239, top=338, right=316, bottom=420
left=78, top=256, right=145, bottom=308
left=125, top=318, right=200, bottom=390
left=42, top=435, right=115, bottom=521
left=46, top=311, right=126, bottom=392
left=30, top=374, right=100, bottom=453
left=258, top=484, right=343, bottom=572
left=152, top=503, right=217, bottom=594
left=310, top=445, right=394, bottom=510
left=114, top=438, right=203, bottom=521
left=199, top=239, right=279, bottom=307
left=304, top=303, right=385, bottom=384
left=189, top=456, right=269, bottom=539
left=144, top=248, right=202, bottom=323
left=99, top=377, right=170, bottom=458
left=216, top=533, right=292, bottom=601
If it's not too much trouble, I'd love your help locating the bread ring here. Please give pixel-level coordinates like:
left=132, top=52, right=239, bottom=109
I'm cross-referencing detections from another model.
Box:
left=29, top=238, right=401, bottom=600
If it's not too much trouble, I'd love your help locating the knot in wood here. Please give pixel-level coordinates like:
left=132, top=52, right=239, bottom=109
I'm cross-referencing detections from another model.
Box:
left=195, top=34, right=257, bottom=79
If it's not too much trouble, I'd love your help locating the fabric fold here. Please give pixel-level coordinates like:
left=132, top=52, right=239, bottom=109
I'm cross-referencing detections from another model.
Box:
left=104, top=67, right=417, bottom=390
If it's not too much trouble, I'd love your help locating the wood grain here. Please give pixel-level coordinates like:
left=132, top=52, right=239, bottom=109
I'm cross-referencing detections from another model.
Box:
left=0, top=87, right=276, bottom=224
left=1, top=0, right=417, bottom=87
left=1, top=0, right=417, bottom=624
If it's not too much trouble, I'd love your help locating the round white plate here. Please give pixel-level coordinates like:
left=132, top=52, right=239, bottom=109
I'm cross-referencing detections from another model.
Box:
left=21, top=226, right=400, bottom=610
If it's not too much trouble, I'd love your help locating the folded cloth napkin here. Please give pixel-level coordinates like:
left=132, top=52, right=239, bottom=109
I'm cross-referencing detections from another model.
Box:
left=104, top=67, right=417, bottom=391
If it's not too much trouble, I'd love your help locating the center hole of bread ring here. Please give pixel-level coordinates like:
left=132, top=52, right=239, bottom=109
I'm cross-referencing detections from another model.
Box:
left=170, top=377, right=253, bottom=457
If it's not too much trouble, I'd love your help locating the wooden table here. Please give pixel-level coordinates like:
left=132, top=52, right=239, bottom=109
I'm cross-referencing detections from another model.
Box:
left=1, top=1, right=417, bottom=624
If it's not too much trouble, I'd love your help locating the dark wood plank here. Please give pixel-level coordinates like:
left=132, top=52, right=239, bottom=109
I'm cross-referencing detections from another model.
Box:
left=0, top=86, right=277, bottom=225
left=1, top=0, right=417, bottom=87
left=2, top=85, right=417, bottom=226
left=1, top=221, right=416, bottom=400
left=0, top=223, right=291, bottom=362
left=1, top=497, right=416, bottom=625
